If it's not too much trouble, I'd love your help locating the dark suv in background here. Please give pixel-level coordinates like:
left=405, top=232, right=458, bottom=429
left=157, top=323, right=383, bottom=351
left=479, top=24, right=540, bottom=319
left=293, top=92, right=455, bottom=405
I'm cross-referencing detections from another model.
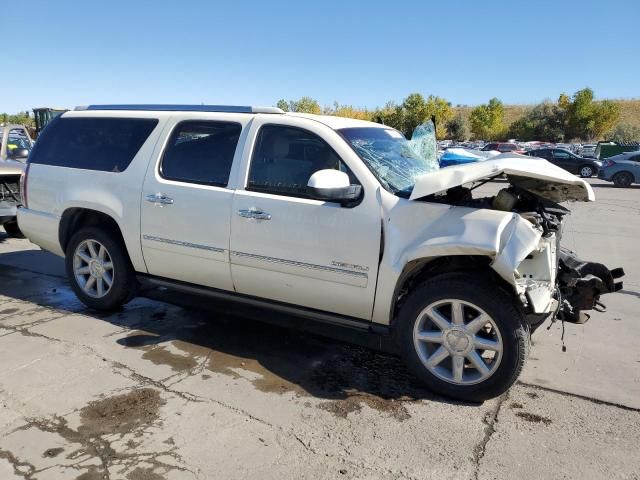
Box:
left=527, top=148, right=602, bottom=177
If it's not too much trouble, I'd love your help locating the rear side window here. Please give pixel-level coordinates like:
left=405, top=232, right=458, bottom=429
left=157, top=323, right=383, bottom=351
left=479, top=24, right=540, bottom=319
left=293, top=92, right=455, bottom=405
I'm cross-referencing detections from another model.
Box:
left=29, top=117, right=158, bottom=172
left=160, top=121, right=241, bottom=186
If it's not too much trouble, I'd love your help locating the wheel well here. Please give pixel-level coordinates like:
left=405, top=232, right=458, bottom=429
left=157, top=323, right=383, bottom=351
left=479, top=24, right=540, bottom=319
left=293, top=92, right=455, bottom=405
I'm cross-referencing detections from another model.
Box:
left=59, top=208, right=128, bottom=255
left=389, top=255, right=514, bottom=325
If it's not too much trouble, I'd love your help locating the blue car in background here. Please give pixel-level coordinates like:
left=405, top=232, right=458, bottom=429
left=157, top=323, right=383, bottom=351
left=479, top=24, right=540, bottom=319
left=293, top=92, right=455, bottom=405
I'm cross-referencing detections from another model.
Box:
left=439, top=147, right=498, bottom=168
left=598, top=151, right=640, bottom=187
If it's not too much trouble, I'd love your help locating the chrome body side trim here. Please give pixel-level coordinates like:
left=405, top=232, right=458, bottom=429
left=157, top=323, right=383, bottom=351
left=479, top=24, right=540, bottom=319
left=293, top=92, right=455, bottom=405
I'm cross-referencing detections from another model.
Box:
left=143, top=234, right=225, bottom=253
left=230, top=250, right=368, bottom=279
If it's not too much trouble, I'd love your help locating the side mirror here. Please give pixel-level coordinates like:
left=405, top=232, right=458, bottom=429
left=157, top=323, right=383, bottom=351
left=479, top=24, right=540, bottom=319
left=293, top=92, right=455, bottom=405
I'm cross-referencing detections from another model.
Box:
left=307, top=169, right=362, bottom=205
left=8, top=148, right=29, bottom=160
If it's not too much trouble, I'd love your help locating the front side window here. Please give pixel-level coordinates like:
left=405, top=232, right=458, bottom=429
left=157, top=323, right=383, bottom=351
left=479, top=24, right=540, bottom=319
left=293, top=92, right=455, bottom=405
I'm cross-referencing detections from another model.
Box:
left=248, top=125, right=356, bottom=197
left=29, top=117, right=158, bottom=172
left=160, top=121, right=241, bottom=186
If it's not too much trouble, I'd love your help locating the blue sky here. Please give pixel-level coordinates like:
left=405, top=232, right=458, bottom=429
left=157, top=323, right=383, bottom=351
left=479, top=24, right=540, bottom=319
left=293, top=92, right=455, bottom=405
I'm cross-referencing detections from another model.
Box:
left=3, top=0, right=639, bottom=113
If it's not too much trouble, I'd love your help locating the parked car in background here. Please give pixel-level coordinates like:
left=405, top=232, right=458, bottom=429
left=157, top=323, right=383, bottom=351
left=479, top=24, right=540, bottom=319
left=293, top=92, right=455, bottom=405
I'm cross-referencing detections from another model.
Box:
left=598, top=152, right=640, bottom=187
left=527, top=148, right=602, bottom=177
left=579, top=144, right=597, bottom=158
left=0, top=160, right=25, bottom=237
left=595, top=141, right=639, bottom=161
left=481, top=142, right=526, bottom=154
left=0, top=125, right=34, bottom=162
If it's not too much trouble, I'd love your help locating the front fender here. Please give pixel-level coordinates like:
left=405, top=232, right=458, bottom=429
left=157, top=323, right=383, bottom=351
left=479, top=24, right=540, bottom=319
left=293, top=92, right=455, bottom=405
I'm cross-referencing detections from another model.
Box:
left=371, top=204, right=544, bottom=325
left=402, top=208, right=542, bottom=287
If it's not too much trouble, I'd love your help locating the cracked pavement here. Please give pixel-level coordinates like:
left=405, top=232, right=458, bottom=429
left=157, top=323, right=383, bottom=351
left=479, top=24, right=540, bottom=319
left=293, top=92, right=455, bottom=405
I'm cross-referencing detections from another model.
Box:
left=0, top=179, right=639, bottom=479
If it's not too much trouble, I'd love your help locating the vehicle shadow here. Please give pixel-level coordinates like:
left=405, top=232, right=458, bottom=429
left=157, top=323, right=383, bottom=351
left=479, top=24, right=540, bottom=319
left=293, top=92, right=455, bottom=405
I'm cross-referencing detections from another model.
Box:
left=0, top=253, right=476, bottom=410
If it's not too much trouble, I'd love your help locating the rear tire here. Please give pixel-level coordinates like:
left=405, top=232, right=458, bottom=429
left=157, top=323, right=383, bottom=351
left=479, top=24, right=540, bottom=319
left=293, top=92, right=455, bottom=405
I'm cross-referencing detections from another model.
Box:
left=613, top=171, right=633, bottom=188
left=65, top=227, right=136, bottom=310
left=3, top=220, right=25, bottom=238
left=395, top=274, right=529, bottom=402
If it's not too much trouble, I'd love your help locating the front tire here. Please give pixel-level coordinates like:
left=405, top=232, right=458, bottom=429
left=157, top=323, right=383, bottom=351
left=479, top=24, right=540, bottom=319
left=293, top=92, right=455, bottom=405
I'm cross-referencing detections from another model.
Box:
left=65, top=227, right=136, bottom=310
left=396, top=274, right=529, bottom=402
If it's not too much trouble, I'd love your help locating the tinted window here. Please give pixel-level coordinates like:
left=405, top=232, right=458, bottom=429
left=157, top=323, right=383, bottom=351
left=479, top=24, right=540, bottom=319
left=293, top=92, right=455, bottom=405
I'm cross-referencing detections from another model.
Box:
left=160, top=121, right=241, bottom=186
left=499, top=144, right=517, bottom=151
left=553, top=150, right=571, bottom=159
left=630, top=154, right=640, bottom=162
left=248, top=125, right=357, bottom=197
left=29, top=117, right=158, bottom=172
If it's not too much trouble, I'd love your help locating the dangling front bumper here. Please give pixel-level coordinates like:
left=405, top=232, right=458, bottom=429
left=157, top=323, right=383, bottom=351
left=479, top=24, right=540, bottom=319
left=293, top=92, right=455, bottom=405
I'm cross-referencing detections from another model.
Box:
left=556, top=247, right=625, bottom=324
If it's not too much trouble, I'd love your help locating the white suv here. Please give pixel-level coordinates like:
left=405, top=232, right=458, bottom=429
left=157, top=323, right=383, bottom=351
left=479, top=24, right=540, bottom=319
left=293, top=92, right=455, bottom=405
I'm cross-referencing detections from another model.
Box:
left=18, top=105, right=623, bottom=401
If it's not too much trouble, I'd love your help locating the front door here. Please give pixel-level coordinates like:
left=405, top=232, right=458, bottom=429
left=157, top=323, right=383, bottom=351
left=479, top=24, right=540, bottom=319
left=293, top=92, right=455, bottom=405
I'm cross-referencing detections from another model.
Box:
left=140, top=119, right=243, bottom=290
left=229, top=121, right=381, bottom=320
left=552, top=149, right=576, bottom=173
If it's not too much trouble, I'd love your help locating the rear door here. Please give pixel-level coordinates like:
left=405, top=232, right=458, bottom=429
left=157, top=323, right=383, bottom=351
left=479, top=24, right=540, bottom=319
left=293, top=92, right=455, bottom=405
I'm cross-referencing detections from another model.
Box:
left=228, top=118, right=382, bottom=320
left=140, top=116, right=246, bottom=290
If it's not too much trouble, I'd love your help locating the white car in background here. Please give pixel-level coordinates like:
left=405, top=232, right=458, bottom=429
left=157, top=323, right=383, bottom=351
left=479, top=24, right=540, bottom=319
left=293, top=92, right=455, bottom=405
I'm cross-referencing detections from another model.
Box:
left=17, top=105, right=623, bottom=401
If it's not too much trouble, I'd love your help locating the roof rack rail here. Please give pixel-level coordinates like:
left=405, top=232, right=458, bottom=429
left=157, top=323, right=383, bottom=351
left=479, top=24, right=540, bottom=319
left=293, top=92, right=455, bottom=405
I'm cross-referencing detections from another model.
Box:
left=74, top=104, right=284, bottom=114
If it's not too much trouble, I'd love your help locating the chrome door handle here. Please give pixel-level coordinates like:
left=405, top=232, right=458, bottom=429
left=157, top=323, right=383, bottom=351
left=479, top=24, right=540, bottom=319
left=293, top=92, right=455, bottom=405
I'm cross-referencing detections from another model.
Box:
left=238, top=209, right=271, bottom=220
left=146, top=194, right=174, bottom=205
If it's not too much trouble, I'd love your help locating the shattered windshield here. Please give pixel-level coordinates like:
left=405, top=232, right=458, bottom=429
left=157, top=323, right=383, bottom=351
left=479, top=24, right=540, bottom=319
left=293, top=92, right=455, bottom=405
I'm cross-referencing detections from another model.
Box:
left=339, top=124, right=439, bottom=196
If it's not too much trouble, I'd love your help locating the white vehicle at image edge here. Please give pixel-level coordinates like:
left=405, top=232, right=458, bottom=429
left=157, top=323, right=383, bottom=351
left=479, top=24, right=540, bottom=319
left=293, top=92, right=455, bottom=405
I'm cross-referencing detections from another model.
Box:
left=17, top=105, right=624, bottom=401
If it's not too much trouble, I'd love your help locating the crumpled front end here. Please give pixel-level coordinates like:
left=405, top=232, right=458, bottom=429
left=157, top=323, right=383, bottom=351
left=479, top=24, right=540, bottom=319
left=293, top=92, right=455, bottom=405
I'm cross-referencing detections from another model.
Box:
left=494, top=217, right=624, bottom=324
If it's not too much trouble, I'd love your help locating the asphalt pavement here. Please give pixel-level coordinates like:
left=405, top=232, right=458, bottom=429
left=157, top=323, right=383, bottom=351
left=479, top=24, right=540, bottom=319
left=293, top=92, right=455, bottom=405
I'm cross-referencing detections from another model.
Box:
left=0, top=178, right=638, bottom=480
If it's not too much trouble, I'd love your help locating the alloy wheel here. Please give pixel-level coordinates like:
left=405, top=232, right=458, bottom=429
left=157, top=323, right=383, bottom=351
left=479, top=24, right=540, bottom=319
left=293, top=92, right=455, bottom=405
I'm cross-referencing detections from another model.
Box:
left=73, top=239, right=114, bottom=298
left=412, top=299, right=503, bottom=385
left=580, top=166, right=593, bottom=177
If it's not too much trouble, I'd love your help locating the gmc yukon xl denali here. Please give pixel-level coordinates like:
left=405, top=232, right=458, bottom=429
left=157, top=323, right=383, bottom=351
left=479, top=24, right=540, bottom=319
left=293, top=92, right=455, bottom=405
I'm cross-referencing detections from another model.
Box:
left=18, top=105, right=623, bottom=401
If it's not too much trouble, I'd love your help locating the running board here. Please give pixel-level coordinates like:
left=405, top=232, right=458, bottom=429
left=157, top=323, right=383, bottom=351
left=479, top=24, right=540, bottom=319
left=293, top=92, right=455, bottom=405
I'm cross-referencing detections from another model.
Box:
left=136, top=275, right=394, bottom=352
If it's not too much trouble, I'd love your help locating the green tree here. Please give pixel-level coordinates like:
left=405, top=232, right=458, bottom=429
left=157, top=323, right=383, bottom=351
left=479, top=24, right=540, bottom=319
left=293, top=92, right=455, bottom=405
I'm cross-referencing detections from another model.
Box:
left=290, top=96, right=322, bottom=114
left=371, top=93, right=453, bottom=138
left=469, top=98, right=505, bottom=140
left=275, top=97, right=321, bottom=114
left=445, top=115, right=469, bottom=141
left=508, top=102, right=565, bottom=142
left=372, top=101, right=405, bottom=132
left=0, top=111, right=34, bottom=128
left=276, top=99, right=290, bottom=112
left=424, top=95, right=453, bottom=139
left=564, top=88, right=620, bottom=141
left=325, top=102, right=372, bottom=121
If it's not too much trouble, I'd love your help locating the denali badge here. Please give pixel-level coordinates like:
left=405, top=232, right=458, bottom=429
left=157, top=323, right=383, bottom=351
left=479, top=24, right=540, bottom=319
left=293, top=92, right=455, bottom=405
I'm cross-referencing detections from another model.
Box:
left=331, top=261, right=369, bottom=272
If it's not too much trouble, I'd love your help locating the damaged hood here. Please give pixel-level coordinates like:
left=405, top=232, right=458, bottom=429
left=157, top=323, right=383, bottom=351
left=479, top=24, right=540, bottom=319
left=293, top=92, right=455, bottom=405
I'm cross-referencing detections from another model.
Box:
left=410, top=154, right=594, bottom=202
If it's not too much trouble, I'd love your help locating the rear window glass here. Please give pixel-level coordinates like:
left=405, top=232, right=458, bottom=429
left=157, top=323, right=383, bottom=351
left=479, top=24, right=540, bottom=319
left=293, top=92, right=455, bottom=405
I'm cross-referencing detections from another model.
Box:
left=160, top=121, right=241, bottom=186
left=29, top=117, right=158, bottom=172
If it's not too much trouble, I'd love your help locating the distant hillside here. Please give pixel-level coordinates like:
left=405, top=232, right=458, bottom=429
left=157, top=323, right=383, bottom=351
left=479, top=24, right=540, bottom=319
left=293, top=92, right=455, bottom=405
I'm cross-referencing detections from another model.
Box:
left=454, top=99, right=640, bottom=133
